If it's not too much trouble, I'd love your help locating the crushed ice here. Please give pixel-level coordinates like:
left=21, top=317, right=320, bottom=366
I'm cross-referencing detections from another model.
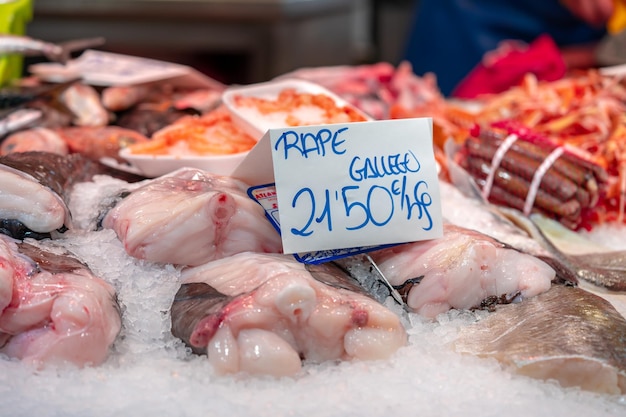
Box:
left=0, top=175, right=625, bottom=417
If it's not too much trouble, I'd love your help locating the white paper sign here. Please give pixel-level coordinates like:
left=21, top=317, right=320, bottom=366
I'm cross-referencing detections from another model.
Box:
left=29, top=50, right=225, bottom=90
left=268, top=118, right=443, bottom=254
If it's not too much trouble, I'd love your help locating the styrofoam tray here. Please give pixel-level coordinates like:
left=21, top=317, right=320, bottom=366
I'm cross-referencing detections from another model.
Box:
left=117, top=148, right=248, bottom=178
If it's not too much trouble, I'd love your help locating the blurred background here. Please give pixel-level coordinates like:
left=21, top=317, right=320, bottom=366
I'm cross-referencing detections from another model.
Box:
left=25, top=0, right=417, bottom=84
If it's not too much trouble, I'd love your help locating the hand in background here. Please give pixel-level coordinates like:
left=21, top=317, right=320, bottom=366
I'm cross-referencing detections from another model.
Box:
left=560, top=0, right=615, bottom=27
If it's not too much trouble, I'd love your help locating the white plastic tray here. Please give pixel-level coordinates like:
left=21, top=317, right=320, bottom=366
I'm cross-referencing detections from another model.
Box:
left=117, top=148, right=248, bottom=178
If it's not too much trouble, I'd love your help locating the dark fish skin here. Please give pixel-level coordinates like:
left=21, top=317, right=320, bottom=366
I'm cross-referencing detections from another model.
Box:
left=0, top=219, right=53, bottom=240
left=0, top=151, right=145, bottom=196
left=14, top=240, right=121, bottom=317
left=0, top=152, right=143, bottom=240
left=0, top=80, right=75, bottom=110
left=170, top=282, right=232, bottom=354
left=568, top=252, right=626, bottom=292
left=306, top=262, right=372, bottom=297
left=502, top=208, right=626, bottom=292
left=0, top=151, right=96, bottom=200
left=455, top=285, right=626, bottom=395
left=115, top=106, right=199, bottom=137
left=0, top=150, right=149, bottom=238
left=572, top=251, right=626, bottom=270
left=17, top=241, right=88, bottom=274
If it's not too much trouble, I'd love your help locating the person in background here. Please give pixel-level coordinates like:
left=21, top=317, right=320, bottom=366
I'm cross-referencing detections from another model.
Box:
left=403, top=0, right=615, bottom=96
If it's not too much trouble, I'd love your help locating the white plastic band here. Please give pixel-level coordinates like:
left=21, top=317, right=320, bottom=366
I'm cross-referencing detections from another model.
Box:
left=481, top=134, right=518, bottom=200
left=617, top=163, right=626, bottom=224
left=523, top=146, right=564, bottom=216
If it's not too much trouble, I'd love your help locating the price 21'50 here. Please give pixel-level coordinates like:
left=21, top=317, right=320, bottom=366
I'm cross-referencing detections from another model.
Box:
left=289, top=175, right=435, bottom=237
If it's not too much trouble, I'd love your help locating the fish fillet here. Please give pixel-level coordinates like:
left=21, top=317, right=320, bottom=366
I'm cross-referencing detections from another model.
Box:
left=171, top=252, right=407, bottom=376
left=369, top=223, right=555, bottom=318
left=454, top=285, right=626, bottom=395
left=102, top=168, right=283, bottom=266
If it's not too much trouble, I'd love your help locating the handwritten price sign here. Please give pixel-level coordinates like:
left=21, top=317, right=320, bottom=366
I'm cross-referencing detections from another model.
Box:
left=270, top=118, right=443, bottom=254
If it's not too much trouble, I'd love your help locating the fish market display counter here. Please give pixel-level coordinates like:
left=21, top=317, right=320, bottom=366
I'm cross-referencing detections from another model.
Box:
left=28, top=0, right=370, bottom=83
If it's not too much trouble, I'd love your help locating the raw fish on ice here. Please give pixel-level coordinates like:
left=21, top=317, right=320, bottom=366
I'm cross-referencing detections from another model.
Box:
left=441, top=174, right=626, bottom=291
left=368, top=224, right=555, bottom=318
left=0, top=151, right=94, bottom=238
left=0, top=235, right=121, bottom=367
left=102, top=168, right=283, bottom=266
left=454, top=285, right=626, bottom=395
left=171, top=252, right=407, bottom=376
left=441, top=147, right=626, bottom=290
left=0, top=151, right=142, bottom=239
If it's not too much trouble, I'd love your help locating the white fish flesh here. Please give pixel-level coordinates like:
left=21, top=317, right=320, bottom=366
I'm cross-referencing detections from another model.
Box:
left=0, top=151, right=139, bottom=239
left=60, top=83, right=109, bottom=127
left=439, top=179, right=562, bottom=263
left=0, top=108, right=42, bottom=137
left=0, top=35, right=104, bottom=64
left=172, top=252, right=407, bottom=376
left=102, top=168, right=283, bottom=266
left=0, top=235, right=121, bottom=367
left=0, top=153, right=76, bottom=237
left=454, top=285, right=626, bottom=395
left=0, top=35, right=63, bottom=61
left=368, top=224, right=555, bottom=318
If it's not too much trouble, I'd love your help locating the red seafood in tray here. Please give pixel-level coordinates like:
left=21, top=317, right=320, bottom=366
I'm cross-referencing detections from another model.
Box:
left=118, top=106, right=258, bottom=178
left=222, top=78, right=372, bottom=140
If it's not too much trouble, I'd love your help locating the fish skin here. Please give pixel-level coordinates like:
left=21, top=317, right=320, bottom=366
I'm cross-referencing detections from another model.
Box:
left=0, top=151, right=100, bottom=198
left=0, top=151, right=143, bottom=238
left=0, top=35, right=63, bottom=61
left=528, top=213, right=626, bottom=292
left=0, top=35, right=105, bottom=64
left=170, top=282, right=232, bottom=355
left=1, top=127, right=68, bottom=156
left=571, top=251, right=626, bottom=271
left=16, top=241, right=89, bottom=274
left=60, top=83, right=109, bottom=127
left=502, top=208, right=626, bottom=292
left=566, top=257, right=626, bottom=292
left=454, top=285, right=626, bottom=395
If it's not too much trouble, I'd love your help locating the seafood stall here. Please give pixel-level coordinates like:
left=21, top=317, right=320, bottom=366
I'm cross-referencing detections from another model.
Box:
left=27, top=0, right=371, bottom=83
left=0, top=40, right=626, bottom=417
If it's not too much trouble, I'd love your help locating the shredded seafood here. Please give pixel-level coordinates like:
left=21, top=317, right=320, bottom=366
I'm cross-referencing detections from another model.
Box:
left=125, top=106, right=257, bottom=156
left=233, top=88, right=368, bottom=126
